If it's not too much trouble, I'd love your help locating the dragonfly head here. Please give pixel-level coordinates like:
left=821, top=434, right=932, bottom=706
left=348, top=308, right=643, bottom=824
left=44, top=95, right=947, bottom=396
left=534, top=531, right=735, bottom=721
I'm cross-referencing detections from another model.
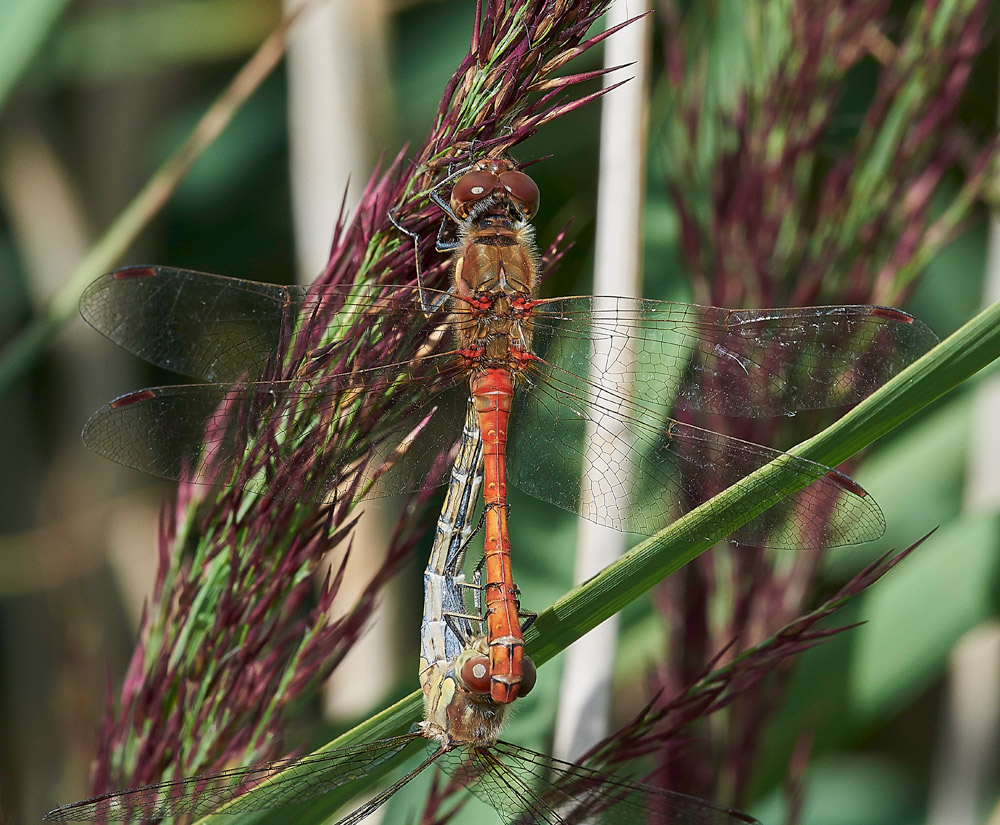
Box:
left=420, top=639, right=513, bottom=747
left=459, top=649, right=535, bottom=698
left=451, top=159, right=540, bottom=223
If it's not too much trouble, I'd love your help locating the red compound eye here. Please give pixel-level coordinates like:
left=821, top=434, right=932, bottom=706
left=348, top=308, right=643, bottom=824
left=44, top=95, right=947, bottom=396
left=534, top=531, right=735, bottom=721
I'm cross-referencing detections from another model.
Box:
left=460, top=654, right=492, bottom=694
left=498, top=170, right=540, bottom=218
left=452, top=170, right=499, bottom=208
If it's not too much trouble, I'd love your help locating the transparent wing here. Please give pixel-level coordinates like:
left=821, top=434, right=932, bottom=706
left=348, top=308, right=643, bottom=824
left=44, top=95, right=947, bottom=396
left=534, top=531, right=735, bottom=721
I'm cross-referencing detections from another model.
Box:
left=42, top=735, right=420, bottom=821
left=81, top=266, right=303, bottom=382
left=81, top=267, right=459, bottom=382
left=527, top=297, right=937, bottom=416
left=440, top=741, right=758, bottom=825
left=82, top=358, right=469, bottom=502
left=507, top=359, right=884, bottom=548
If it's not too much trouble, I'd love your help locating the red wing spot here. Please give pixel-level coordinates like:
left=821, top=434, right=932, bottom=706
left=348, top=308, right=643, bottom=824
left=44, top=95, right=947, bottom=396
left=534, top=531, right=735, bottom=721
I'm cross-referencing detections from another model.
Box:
left=111, top=389, right=156, bottom=408
left=868, top=306, right=914, bottom=324
left=113, top=266, right=157, bottom=280
left=826, top=470, right=867, bottom=498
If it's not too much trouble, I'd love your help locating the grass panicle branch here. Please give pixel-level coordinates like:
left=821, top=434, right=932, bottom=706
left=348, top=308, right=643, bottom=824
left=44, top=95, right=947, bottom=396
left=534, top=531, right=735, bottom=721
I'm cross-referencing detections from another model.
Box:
left=652, top=0, right=996, bottom=805
left=411, top=538, right=927, bottom=818
left=587, top=539, right=925, bottom=782
left=91, top=0, right=632, bottom=798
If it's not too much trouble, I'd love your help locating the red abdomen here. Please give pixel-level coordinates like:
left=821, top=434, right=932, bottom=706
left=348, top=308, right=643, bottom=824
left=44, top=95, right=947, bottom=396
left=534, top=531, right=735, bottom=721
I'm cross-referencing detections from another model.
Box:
left=470, top=368, right=525, bottom=704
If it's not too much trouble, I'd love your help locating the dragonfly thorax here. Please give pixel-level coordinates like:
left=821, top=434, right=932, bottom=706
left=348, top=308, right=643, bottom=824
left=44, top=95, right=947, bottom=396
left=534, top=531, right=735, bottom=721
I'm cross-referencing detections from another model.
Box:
left=453, top=285, right=536, bottom=362
left=452, top=223, right=538, bottom=301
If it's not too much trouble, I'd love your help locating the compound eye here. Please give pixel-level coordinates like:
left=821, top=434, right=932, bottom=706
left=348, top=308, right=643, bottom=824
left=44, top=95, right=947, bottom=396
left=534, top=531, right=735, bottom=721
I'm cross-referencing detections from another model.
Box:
left=498, top=170, right=540, bottom=218
left=519, top=655, right=537, bottom=697
left=460, top=654, right=492, bottom=694
left=452, top=170, right=499, bottom=210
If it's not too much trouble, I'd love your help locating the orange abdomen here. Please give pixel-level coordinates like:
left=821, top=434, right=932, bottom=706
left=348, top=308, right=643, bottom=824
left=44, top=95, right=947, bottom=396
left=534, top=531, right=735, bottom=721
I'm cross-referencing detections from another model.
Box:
left=470, top=368, right=525, bottom=704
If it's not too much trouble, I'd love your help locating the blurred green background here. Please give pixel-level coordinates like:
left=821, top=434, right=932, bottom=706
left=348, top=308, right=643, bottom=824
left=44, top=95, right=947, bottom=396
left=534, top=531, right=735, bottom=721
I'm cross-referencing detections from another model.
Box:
left=1, top=1, right=998, bottom=824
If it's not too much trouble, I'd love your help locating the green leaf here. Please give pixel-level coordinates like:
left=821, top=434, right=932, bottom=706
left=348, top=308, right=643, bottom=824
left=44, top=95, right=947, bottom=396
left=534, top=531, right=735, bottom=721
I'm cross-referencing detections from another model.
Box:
left=851, top=512, right=1000, bottom=717
left=46, top=0, right=279, bottom=85
left=753, top=753, right=918, bottom=825
left=195, top=297, right=1000, bottom=825
left=0, top=0, right=70, bottom=113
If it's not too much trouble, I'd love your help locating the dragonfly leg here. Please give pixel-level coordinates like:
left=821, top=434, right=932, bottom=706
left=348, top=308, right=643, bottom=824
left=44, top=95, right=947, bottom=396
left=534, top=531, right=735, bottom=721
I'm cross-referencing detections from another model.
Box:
left=388, top=169, right=464, bottom=315
left=468, top=545, right=488, bottom=616
left=443, top=610, right=485, bottom=622
left=443, top=611, right=483, bottom=643
left=387, top=203, right=430, bottom=308
left=428, top=186, right=462, bottom=226
left=509, top=569, right=535, bottom=632
left=518, top=608, right=537, bottom=634
left=434, top=214, right=462, bottom=253
left=449, top=507, right=489, bottom=615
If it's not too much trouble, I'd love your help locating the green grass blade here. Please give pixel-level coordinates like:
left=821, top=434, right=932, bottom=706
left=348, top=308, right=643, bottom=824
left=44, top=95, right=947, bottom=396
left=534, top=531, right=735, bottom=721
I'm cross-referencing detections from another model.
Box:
left=0, top=0, right=70, bottom=113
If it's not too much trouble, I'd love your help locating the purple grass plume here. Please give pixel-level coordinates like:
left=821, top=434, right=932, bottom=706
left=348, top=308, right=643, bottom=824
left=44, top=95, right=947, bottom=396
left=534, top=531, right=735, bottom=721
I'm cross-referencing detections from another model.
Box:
left=90, top=0, right=623, bottom=798
left=586, top=539, right=929, bottom=793
left=650, top=0, right=995, bottom=809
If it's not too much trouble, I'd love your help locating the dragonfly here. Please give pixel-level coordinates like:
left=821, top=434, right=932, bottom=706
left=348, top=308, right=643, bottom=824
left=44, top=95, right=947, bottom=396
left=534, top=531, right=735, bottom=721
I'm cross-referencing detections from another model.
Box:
left=78, top=157, right=937, bottom=703
left=45, top=402, right=758, bottom=825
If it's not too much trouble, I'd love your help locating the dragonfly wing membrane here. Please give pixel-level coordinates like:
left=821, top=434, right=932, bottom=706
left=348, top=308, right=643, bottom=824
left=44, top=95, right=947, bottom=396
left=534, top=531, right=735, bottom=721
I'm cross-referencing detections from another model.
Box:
left=81, top=267, right=302, bottom=383
left=43, top=736, right=420, bottom=821
left=83, top=363, right=469, bottom=503
left=439, top=742, right=758, bottom=825
left=81, top=269, right=459, bottom=385
left=508, top=365, right=885, bottom=549
left=674, top=304, right=938, bottom=415
left=528, top=298, right=937, bottom=416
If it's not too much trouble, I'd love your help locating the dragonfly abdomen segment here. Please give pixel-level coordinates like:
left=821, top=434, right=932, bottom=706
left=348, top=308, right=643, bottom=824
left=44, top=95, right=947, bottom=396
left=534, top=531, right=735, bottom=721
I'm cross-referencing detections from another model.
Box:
left=471, top=367, right=525, bottom=704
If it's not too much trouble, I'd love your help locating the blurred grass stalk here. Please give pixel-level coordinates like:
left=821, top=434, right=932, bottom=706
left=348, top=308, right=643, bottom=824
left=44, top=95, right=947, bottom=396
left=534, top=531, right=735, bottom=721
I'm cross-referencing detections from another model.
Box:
left=927, top=623, right=1000, bottom=825
left=930, top=37, right=1000, bottom=825
left=0, top=0, right=72, bottom=112
left=282, top=0, right=399, bottom=724
left=554, top=0, right=651, bottom=762
left=0, top=0, right=315, bottom=399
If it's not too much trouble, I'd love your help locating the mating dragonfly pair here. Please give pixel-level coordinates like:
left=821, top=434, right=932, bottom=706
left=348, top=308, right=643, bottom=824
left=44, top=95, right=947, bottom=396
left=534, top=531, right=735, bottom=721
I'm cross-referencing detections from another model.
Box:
left=45, top=156, right=936, bottom=823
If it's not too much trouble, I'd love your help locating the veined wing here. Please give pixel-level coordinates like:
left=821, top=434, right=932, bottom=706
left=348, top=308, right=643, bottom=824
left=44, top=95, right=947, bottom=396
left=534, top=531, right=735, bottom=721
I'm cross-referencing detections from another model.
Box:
left=42, top=735, right=421, bottom=821
left=82, top=357, right=469, bottom=502
left=81, top=267, right=462, bottom=382
left=442, top=741, right=758, bottom=825
left=507, top=357, right=884, bottom=548
left=527, top=297, right=937, bottom=417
